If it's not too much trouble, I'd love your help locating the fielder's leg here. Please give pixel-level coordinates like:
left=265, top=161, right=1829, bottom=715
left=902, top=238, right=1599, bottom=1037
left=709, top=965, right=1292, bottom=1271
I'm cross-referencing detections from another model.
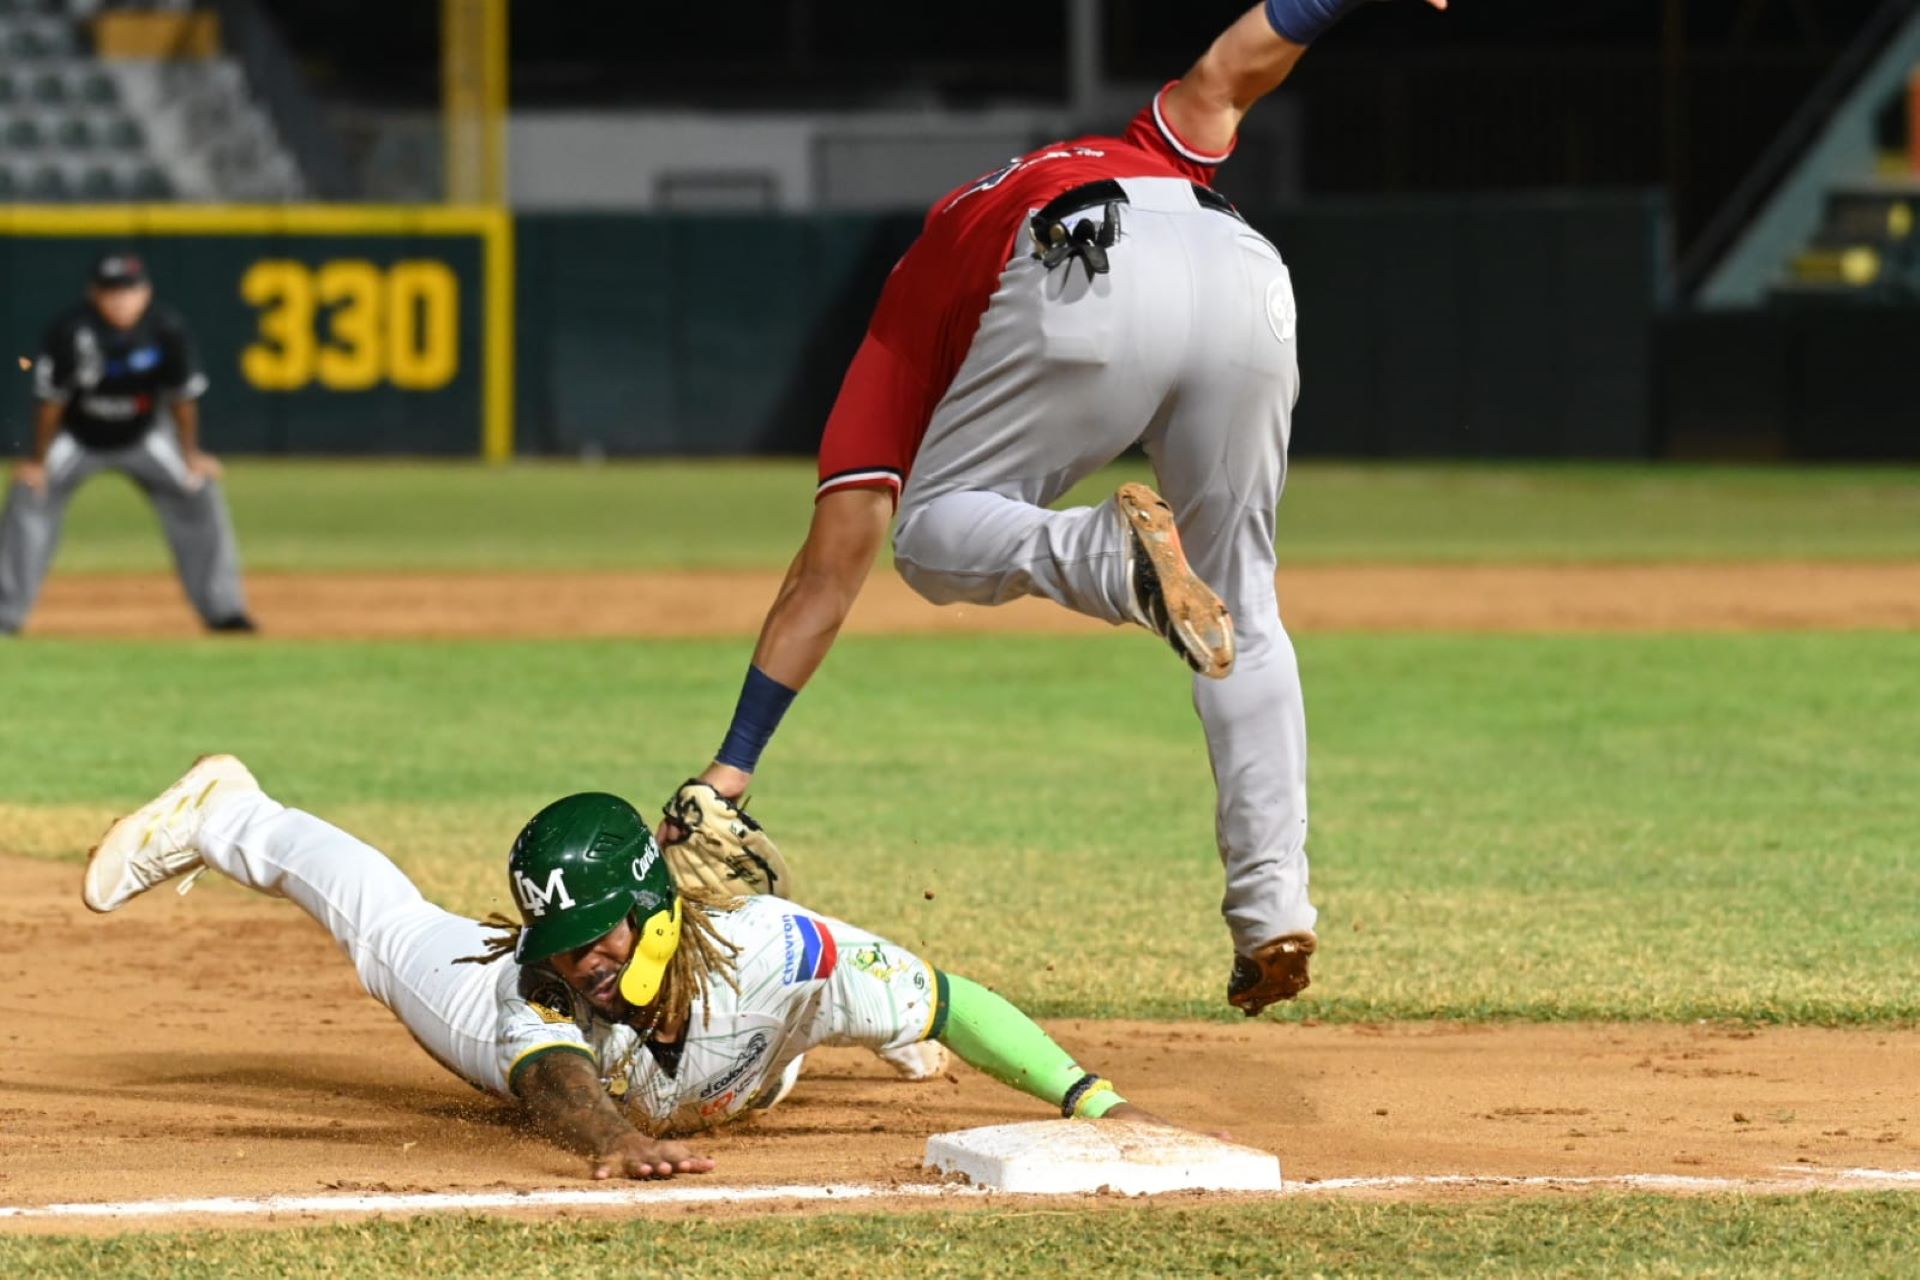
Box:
left=122, top=424, right=251, bottom=627
left=0, top=434, right=101, bottom=633
left=1146, top=213, right=1318, bottom=1013
left=891, top=199, right=1190, bottom=625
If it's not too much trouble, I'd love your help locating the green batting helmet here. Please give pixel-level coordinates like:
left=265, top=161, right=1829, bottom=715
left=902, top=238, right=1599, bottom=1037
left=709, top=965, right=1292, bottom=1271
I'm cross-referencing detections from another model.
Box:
left=508, top=793, right=681, bottom=1006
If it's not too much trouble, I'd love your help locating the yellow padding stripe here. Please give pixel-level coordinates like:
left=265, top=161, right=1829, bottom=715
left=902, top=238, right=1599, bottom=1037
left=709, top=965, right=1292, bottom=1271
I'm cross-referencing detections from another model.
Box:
left=506, top=1040, right=595, bottom=1094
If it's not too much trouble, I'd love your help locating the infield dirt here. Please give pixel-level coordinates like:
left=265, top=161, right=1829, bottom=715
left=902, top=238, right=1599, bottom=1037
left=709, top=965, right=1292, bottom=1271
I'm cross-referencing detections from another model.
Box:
left=21, top=561, right=1920, bottom=637
left=1, top=852, right=1915, bottom=1231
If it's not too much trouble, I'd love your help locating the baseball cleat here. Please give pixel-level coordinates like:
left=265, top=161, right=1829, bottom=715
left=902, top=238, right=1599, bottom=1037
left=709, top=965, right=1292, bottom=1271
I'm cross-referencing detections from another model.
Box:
left=82, top=754, right=260, bottom=914
left=1115, top=482, right=1235, bottom=679
left=749, top=1054, right=806, bottom=1112
left=876, top=1039, right=951, bottom=1081
left=1226, top=931, right=1318, bottom=1016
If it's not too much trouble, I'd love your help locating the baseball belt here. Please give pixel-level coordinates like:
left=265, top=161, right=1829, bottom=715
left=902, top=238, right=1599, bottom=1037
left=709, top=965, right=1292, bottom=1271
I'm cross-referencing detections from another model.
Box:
left=1029, top=178, right=1246, bottom=281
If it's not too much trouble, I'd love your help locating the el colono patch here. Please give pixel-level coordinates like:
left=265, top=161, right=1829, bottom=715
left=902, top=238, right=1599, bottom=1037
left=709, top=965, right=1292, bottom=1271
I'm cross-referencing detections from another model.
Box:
left=780, top=914, right=838, bottom=984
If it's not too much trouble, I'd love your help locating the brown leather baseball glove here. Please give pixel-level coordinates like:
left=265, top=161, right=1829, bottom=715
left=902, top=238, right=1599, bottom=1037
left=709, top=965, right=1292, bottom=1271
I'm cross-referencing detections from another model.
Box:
left=659, top=780, right=797, bottom=901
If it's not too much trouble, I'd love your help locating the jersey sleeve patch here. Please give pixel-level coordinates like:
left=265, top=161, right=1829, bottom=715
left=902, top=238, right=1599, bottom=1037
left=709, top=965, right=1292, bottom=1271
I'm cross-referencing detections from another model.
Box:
left=517, top=968, right=579, bottom=1021
left=780, top=913, right=838, bottom=984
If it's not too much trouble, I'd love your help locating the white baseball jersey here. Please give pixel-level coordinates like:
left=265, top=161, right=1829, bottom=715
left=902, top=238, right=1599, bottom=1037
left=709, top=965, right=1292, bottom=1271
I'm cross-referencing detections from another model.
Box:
left=190, top=790, right=940, bottom=1136
left=500, top=895, right=940, bottom=1134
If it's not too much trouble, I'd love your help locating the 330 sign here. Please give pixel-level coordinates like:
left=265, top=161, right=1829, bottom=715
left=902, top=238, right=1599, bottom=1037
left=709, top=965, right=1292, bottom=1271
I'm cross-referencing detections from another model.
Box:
left=240, top=258, right=460, bottom=392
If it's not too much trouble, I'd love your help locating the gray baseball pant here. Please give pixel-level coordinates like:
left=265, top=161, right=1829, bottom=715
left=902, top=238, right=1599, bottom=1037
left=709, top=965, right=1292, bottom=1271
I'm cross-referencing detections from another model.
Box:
left=892, top=176, right=1313, bottom=954
left=0, top=424, right=250, bottom=632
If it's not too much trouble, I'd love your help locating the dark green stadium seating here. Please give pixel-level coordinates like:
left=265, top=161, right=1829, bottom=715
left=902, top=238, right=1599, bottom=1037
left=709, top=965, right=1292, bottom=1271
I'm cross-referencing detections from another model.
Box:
left=55, top=116, right=96, bottom=151
left=30, top=70, right=68, bottom=106
left=25, top=166, right=72, bottom=201
left=3, top=116, right=45, bottom=150
left=81, top=70, right=119, bottom=107
left=79, top=166, right=121, bottom=200
left=105, top=116, right=146, bottom=151
left=130, top=165, right=174, bottom=199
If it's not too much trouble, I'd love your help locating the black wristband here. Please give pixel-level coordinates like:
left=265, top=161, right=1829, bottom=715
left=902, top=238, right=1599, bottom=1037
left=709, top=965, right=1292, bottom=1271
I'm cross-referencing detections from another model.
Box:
left=1061, top=1072, right=1102, bottom=1119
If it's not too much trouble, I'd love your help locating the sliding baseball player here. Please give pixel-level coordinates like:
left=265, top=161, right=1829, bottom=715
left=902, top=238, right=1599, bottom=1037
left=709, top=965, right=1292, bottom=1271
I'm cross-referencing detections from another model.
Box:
left=83, top=757, right=1164, bottom=1178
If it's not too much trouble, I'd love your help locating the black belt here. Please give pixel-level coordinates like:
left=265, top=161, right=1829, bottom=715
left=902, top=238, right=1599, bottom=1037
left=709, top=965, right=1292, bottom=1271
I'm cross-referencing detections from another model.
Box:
left=1029, top=179, right=1245, bottom=281
left=1036, top=178, right=1244, bottom=227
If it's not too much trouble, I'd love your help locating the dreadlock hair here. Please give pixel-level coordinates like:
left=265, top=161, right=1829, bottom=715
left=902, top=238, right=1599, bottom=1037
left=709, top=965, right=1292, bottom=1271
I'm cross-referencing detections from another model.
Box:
left=456, top=886, right=743, bottom=1032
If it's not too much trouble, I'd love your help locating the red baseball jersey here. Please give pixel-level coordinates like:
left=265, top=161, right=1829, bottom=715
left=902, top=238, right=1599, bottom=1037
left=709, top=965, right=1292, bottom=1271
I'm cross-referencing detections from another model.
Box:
left=814, top=83, right=1233, bottom=501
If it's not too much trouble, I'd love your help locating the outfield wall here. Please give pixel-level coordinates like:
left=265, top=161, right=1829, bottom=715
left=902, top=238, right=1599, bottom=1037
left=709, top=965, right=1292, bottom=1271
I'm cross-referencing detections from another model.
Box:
left=2, top=194, right=1669, bottom=460
left=511, top=193, right=1669, bottom=461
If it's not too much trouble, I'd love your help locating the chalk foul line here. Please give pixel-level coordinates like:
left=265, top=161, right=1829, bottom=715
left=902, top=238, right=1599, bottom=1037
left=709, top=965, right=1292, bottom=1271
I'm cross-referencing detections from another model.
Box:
left=1, top=1167, right=1915, bottom=1223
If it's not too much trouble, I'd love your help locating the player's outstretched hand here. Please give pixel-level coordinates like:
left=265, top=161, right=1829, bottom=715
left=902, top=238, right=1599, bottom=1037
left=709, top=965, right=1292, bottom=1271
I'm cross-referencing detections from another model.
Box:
left=591, top=1133, right=715, bottom=1180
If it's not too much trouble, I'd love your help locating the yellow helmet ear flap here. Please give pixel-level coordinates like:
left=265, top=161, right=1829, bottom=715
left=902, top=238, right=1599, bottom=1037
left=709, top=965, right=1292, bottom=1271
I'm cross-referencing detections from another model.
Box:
left=616, top=898, right=682, bottom=1007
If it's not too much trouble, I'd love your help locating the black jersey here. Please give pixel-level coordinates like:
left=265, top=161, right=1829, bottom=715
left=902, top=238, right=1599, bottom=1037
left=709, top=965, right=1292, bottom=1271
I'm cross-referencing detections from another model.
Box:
left=31, top=302, right=208, bottom=451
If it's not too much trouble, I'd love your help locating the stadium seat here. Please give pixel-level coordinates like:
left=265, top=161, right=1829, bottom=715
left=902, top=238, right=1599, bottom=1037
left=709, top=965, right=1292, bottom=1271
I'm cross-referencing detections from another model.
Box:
left=7, top=25, right=54, bottom=57
left=0, top=168, right=16, bottom=199
left=81, top=69, right=120, bottom=107
left=78, top=166, right=121, bottom=200
left=55, top=115, right=96, bottom=151
left=3, top=116, right=45, bottom=150
left=130, top=164, right=173, bottom=199
left=30, top=70, right=69, bottom=106
left=0, top=74, right=16, bottom=106
left=105, top=115, right=145, bottom=150
left=25, top=165, right=72, bottom=201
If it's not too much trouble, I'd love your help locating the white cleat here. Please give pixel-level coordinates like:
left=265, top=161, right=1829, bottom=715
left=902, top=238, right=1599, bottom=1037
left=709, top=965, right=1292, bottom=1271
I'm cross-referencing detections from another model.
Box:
left=82, top=755, right=260, bottom=914
left=877, top=1040, right=951, bottom=1082
left=749, top=1054, right=806, bottom=1112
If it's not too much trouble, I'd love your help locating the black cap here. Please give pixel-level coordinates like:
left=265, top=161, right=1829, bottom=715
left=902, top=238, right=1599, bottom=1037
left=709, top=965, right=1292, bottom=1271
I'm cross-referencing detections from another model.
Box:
left=91, top=253, right=149, bottom=289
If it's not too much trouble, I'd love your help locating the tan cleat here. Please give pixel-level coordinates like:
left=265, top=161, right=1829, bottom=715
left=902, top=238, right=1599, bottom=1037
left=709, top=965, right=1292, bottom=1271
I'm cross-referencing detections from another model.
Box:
left=1226, top=931, right=1317, bottom=1016
left=1115, top=482, right=1234, bottom=679
left=82, top=754, right=260, bottom=914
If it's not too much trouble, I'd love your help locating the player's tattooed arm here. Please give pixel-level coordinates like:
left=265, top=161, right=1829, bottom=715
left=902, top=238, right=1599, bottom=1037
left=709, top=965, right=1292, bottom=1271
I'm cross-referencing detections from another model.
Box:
left=516, top=1051, right=716, bottom=1180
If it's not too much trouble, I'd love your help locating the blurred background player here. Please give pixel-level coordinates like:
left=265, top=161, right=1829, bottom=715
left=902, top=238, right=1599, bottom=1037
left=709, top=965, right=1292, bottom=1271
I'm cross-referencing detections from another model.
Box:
left=0, top=253, right=254, bottom=637
left=684, top=0, right=1446, bottom=1017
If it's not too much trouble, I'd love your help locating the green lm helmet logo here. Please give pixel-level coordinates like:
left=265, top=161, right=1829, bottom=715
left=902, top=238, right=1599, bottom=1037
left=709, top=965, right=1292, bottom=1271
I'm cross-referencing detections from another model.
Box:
left=514, top=867, right=576, bottom=917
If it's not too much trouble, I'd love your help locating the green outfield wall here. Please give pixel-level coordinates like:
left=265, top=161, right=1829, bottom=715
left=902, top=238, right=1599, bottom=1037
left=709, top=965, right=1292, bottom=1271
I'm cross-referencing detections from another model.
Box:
left=2, top=195, right=1669, bottom=460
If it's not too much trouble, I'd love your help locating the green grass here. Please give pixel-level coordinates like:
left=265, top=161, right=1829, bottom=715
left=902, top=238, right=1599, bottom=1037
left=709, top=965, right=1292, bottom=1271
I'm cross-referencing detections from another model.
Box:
left=6, top=1193, right=1918, bottom=1277
left=39, top=460, right=1920, bottom=572
left=4, top=630, right=1915, bottom=1023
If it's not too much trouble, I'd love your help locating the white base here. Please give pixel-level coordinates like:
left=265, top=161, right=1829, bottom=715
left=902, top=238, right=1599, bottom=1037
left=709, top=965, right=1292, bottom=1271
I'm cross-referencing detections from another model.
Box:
left=923, top=1120, right=1282, bottom=1195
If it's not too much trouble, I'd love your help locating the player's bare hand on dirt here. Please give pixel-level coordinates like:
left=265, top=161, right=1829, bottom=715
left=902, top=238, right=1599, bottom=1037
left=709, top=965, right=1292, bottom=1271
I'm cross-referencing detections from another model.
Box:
left=591, top=1133, right=714, bottom=1180
left=12, top=461, right=47, bottom=494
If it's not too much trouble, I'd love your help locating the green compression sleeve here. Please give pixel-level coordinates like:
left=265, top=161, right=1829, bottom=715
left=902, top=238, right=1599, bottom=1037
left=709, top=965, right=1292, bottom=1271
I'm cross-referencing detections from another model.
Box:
left=935, top=972, right=1125, bottom=1117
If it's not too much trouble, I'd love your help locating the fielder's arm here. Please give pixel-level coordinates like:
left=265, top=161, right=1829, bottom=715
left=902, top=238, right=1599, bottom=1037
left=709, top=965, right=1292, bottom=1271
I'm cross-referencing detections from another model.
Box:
left=697, top=488, right=892, bottom=796
left=516, top=1049, right=715, bottom=1179
left=1162, top=0, right=1448, bottom=156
